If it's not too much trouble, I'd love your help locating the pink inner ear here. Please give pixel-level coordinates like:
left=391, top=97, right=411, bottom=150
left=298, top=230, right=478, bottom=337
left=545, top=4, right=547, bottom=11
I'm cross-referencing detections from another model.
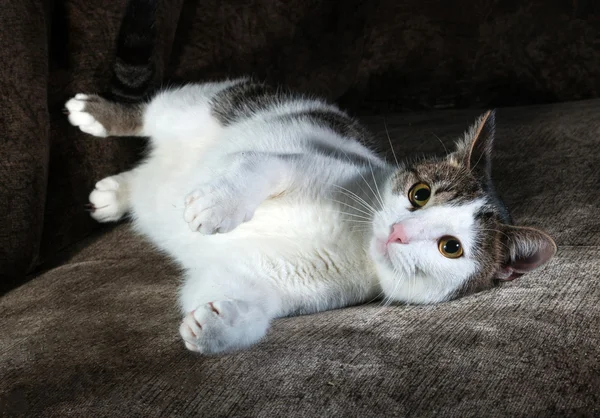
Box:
left=511, top=253, right=545, bottom=272
left=497, top=257, right=542, bottom=281
left=497, top=243, right=555, bottom=281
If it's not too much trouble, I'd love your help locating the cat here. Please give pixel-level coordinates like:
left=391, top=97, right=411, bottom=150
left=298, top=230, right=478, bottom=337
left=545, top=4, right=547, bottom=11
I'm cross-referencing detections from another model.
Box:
left=64, top=2, right=556, bottom=355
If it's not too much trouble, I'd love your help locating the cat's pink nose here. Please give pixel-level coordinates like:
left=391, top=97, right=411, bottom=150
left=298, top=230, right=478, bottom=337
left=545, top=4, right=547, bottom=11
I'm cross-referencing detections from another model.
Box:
left=387, top=223, right=409, bottom=244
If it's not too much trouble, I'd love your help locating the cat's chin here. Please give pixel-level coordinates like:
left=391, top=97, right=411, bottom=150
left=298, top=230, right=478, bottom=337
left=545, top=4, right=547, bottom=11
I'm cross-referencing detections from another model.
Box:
left=369, top=236, right=410, bottom=274
left=371, top=255, right=455, bottom=305
left=379, top=275, right=451, bottom=305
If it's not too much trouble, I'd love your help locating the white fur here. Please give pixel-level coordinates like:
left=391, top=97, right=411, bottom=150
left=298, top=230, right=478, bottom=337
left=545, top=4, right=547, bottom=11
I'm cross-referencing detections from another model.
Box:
left=68, top=80, right=484, bottom=354
left=66, top=95, right=109, bottom=137
left=88, top=174, right=132, bottom=222
left=371, top=188, right=484, bottom=303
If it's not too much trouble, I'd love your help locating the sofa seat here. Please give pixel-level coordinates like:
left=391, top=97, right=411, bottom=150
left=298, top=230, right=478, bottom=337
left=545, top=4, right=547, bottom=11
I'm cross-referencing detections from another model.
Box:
left=2, top=101, right=599, bottom=417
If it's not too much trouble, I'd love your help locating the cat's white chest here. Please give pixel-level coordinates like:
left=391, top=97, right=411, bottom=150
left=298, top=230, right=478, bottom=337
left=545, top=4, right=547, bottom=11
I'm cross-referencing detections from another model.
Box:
left=129, top=154, right=377, bottom=311
left=129, top=147, right=204, bottom=246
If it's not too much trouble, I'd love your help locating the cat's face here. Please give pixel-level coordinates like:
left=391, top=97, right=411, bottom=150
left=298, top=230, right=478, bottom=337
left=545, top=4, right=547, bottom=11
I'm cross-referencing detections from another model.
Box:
left=370, top=111, right=556, bottom=304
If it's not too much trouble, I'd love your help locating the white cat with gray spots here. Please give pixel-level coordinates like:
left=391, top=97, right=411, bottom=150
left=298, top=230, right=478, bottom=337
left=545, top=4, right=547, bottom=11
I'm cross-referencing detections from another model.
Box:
left=66, top=78, right=556, bottom=354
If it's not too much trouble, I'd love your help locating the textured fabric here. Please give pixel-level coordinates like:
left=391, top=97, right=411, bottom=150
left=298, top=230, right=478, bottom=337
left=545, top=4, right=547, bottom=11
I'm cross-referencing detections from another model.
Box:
left=1, top=101, right=599, bottom=416
left=2, top=0, right=599, bottom=285
left=169, top=0, right=600, bottom=111
left=0, top=1, right=49, bottom=286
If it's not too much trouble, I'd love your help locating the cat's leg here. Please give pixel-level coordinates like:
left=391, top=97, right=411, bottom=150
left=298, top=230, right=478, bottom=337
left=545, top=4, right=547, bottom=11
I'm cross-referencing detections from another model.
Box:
left=178, top=269, right=282, bottom=354
left=183, top=151, right=342, bottom=235
left=183, top=152, right=289, bottom=234
left=88, top=170, right=136, bottom=222
left=66, top=80, right=251, bottom=140
left=65, top=95, right=142, bottom=220
left=65, top=94, right=145, bottom=137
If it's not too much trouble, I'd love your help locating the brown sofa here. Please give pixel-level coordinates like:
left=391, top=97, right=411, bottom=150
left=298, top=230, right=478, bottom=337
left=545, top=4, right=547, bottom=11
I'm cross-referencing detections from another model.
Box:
left=1, top=1, right=599, bottom=416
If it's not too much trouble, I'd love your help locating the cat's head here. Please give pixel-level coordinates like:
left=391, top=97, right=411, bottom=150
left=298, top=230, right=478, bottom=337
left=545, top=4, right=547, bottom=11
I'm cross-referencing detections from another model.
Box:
left=370, top=111, right=556, bottom=304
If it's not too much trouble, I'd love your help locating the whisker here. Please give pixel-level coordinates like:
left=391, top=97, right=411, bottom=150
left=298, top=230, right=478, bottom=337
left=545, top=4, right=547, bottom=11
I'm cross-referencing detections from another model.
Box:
left=334, top=188, right=377, bottom=214
left=367, top=160, right=385, bottom=208
left=335, top=147, right=384, bottom=210
left=431, top=131, right=449, bottom=155
left=340, top=219, right=373, bottom=225
left=384, top=117, right=400, bottom=167
left=369, top=273, right=401, bottom=322
left=329, top=192, right=375, bottom=215
left=328, top=210, right=372, bottom=221
left=364, top=290, right=385, bottom=305
left=319, top=181, right=377, bottom=214
left=327, top=198, right=373, bottom=217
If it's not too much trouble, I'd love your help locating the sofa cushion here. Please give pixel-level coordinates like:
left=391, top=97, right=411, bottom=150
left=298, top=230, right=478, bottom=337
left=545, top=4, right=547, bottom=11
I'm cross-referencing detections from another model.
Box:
left=0, top=1, right=50, bottom=289
left=1, top=101, right=598, bottom=416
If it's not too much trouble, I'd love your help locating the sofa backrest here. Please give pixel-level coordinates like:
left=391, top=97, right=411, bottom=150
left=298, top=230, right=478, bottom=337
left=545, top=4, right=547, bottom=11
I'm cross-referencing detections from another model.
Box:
left=1, top=0, right=598, bottom=292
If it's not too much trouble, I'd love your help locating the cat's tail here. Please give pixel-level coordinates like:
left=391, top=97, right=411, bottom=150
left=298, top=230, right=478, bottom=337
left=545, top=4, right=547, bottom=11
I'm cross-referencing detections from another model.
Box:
left=108, top=0, right=158, bottom=103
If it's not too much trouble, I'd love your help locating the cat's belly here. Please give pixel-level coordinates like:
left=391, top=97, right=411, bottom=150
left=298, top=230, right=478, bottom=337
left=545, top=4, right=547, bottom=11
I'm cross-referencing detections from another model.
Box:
left=129, top=158, right=378, bottom=307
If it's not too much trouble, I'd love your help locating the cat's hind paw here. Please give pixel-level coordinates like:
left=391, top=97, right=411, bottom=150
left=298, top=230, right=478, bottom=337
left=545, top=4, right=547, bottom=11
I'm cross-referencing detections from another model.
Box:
left=87, top=176, right=128, bottom=222
left=179, top=300, right=268, bottom=354
left=65, top=94, right=108, bottom=137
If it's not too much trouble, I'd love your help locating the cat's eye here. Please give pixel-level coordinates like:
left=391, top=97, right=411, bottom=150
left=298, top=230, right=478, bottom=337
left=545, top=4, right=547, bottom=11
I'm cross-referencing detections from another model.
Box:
left=438, top=236, right=464, bottom=258
left=408, top=183, right=431, bottom=207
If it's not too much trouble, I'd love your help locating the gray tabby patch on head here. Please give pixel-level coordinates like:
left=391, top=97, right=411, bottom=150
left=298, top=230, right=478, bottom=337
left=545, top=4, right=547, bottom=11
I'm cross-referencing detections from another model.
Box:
left=387, top=110, right=556, bottom=299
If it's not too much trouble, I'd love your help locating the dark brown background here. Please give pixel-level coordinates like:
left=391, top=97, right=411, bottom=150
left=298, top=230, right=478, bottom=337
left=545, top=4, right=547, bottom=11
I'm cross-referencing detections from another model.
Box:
left=1, top=0, right=599, bottom=289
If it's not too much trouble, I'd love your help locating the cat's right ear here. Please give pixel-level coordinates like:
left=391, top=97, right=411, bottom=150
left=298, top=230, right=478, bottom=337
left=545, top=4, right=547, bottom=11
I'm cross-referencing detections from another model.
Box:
left=450, top=110, right=496, bottom=182
left=496, top=225, right=557, bottom=281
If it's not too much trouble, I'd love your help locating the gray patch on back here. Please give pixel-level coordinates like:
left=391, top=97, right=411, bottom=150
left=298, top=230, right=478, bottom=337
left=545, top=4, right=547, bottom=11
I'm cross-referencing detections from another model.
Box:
left=279, top=109, right=374, bottom=146
left=210, top=80, right=283, bottom=126
left=210, top=80, right=376, bottom=165
left=309, top=140, right=374, bottom=166
left=211, top=81, right=374, bottom=143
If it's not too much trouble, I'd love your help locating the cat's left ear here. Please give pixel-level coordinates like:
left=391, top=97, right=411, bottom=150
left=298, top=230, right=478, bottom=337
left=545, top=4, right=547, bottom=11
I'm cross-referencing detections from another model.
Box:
left=452, top=110, right=496, bottom=181
left=496, top=225, right=557, bottom=281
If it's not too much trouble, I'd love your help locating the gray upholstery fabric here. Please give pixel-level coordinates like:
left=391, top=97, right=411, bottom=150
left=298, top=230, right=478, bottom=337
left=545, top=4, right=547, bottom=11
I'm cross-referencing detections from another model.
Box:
left=1, top=101, right=599, bottom=416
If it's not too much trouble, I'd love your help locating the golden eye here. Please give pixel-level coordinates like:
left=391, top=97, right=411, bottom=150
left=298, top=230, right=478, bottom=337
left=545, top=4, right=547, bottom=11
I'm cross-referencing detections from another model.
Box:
left=408, top=183, right=431, bottom=207
left=438, top=236, right=464, bottom=258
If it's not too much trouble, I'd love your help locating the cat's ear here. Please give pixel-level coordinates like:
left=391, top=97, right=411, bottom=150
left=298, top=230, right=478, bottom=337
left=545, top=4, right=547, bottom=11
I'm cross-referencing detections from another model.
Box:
left=496, top=225, right=557, bottom=281
left=452, top=110, right=496, bottom=181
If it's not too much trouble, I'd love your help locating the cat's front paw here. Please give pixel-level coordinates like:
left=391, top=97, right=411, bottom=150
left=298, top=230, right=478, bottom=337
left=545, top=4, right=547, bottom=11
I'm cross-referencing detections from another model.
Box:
left=183, top=183, right=256, bottom=234
left=179, top=300, right=267, bottom=354
left=65, top=94, right=108, bottom=137
left=88, top=176, right=128, bottom=222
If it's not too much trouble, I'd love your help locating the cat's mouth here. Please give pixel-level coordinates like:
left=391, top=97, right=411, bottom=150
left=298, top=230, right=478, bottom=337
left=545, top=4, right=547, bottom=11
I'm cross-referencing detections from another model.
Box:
left=373, top=236, right=406, bottom=265
left=371, top=235, right=420, bottom=278
left=374, top=237, right=388, bottom=256
left=374, top=232, right=407, bottom=255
